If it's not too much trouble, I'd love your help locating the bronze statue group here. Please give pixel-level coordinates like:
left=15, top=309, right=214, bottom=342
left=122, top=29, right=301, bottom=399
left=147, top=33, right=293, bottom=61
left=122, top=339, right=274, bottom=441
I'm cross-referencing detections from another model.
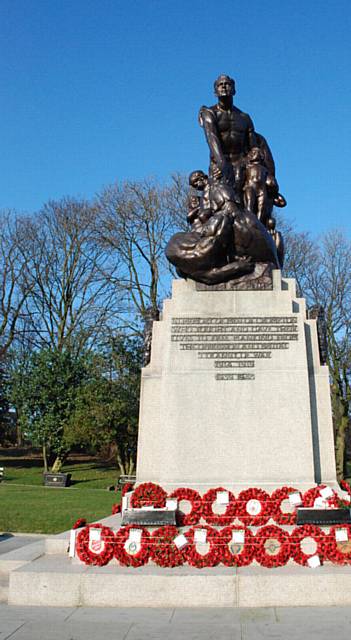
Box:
left=166, top=74, right=285, bottom=286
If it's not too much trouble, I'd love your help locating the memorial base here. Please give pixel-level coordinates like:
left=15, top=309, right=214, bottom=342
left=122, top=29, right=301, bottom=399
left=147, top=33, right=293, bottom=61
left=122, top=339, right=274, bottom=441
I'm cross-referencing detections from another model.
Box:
left=4, top=516, right=351, bottom=609
left=8, top=555, right=351, bottom=608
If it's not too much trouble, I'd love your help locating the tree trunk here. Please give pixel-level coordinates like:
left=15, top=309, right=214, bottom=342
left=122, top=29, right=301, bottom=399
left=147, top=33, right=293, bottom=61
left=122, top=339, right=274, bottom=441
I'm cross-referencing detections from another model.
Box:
left=16, top=411, right=23, bottom=447
left=116, top=449, right=126, bottom=476
left=51, top=456, right=63, bottom=473
left=116, top=446, right=136, bottom=477
left=43, top=444, right=48, bottom=472
left=126, top=456, right=135, bottom=476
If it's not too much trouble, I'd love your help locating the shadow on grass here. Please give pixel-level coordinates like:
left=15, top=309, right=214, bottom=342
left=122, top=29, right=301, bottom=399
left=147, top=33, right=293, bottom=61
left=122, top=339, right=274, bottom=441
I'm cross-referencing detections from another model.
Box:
left=69, top=478, right=115, bottom=486
left=0, top=533, right=13, bottom=542
left=0, top=458, right=43, bottom=469
left=0, top=455, right=115, bottom=472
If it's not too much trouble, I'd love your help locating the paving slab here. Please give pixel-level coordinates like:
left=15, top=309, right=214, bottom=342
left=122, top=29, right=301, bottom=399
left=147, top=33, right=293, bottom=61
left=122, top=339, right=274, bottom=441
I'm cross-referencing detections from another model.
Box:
left=125, top=621, right=241, bottom=640
left=1, top=619, right=133, bottom=640
left=0, top=603, right=76, bottom=622
left=69, top=605, right=174, bottom=624
left=242, top=621, right=351, bottom=640
left=275, top=605, right=351, bottom=623
left=2, top=604, right=351, bottom=640
left=0, top=620, right=27, bottom=638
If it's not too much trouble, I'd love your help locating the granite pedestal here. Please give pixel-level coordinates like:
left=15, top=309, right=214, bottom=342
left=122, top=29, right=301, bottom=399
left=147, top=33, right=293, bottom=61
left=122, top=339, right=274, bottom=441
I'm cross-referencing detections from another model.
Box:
left=136, top=271, right=337, bottom=492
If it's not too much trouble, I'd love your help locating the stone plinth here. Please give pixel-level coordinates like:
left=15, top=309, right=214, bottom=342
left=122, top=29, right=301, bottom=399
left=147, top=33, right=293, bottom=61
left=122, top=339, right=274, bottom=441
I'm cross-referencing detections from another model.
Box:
left=9, top=556, right=351, bottom=608
left=136, top=271, right=337, bottom=491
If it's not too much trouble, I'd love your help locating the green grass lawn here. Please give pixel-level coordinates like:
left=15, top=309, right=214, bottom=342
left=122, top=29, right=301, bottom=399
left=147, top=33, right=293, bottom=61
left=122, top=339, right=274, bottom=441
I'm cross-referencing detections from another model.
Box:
left=0, top=449, right=121, bottom=534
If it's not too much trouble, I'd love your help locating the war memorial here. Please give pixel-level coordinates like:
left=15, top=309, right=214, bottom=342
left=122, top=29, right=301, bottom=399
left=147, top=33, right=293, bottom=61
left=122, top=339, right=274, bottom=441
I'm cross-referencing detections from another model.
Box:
left=4, top=75, right=351, bottom=608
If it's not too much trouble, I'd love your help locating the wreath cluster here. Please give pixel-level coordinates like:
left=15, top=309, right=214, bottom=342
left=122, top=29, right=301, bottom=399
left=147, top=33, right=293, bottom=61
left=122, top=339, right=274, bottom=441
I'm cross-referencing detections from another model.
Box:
left=85, top=482, right=348, bottom=569
left=75, top=522, right=351, bottom=568
left=111, top=482, right=342, bottom=526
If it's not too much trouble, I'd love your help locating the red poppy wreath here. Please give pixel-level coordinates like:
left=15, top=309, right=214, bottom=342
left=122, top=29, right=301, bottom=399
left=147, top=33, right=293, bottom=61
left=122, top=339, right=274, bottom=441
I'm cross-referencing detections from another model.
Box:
left=270, top=486, right=299, bottom=525
left=202, top=487, right=236, bottom=526
left=130, top=482, right=167, bottom=508
left=326, top=525, right=351, bottom=565
left=76, top=523, right=115, bottom=566
left=169, top=487, right=203, bottom=526
left=302, top=485, right=339, bottom=508
left=290, top=524, right=328, bottom=566
left=255, top=524, right=291, bottom=567
left=219, top=525, right=255, bottom=567
left=150, top=525, right=186, bottom=567
left=121, top=482, right=135, bottom=497
left=236, top=488, right=271, bottom=526
left=114, top=524, right=150, bottom=567
left=183, top=525, right=222, bottom=568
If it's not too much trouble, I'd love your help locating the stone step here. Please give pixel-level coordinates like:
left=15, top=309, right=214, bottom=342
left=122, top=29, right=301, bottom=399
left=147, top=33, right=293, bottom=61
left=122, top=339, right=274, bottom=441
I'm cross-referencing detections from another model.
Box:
left=0, top=539, right=44, bottom=574
left=8, top=552, right=351, bottom=608
left=0, top=573, right=9, bottom=603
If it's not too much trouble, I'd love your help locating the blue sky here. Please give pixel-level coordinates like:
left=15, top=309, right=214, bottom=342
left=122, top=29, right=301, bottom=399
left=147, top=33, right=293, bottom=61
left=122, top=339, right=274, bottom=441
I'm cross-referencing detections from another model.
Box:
left=1, top=0, right=351, bottom=235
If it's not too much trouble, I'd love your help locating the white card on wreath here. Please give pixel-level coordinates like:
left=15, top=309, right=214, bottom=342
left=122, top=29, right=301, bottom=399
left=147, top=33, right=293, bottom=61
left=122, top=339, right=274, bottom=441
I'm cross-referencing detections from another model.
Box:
left=129, top=529, right=142, bottom=543
left=216, top=491, right=229, bottom=505
left=307, top=555, right=321, bottom=568
left=320, top=486, right=334, bottom=499
left=89, top=528, right=102, bottom=542
left=335, top=528, right=349, bottom=542
left=166, top=498, right=178, bottom=511
left=174, top=534, right=188, bottom=550
left=195, top=529, right=207, bottom=544
left=289, top=492, right=302, bottom=506
left=122, top=496, right=128, bottom=512
left=69, top=530, right=77, bottom=557
left=246, top=499, right=262, bottom=516
left=314, top=497, right=327, bottom=509
left=231, top=530, right=245, bottom=544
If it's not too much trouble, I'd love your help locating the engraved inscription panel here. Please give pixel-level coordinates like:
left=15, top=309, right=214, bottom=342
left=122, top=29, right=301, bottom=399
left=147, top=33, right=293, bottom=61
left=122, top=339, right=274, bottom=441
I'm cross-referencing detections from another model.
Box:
left=171, top=317, right=299, bottom=381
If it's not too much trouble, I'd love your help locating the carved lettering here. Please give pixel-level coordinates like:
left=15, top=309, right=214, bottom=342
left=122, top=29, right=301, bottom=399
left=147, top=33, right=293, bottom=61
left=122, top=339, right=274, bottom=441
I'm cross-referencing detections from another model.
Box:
left=172, top=317, right=297, bottom=325
left=215, top=373, right=255, bottom=381
left=171, top=315, right=298, bottom=381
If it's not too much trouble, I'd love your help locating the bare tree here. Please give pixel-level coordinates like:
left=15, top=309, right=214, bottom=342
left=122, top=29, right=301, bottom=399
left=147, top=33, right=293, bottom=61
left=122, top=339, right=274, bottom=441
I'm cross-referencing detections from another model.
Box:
left=0, top=211, right=35, bottom=358
left=95, top=177, right=188, bottom=336
left=283, top=226, right=351, bottom=479
left=23, top=198, right=121, bottom=354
